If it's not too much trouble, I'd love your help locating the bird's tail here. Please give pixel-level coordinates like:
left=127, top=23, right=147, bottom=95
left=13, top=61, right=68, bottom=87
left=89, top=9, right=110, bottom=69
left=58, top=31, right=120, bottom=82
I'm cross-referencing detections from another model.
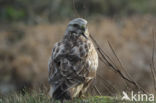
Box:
left=53, top=83, right=72, bottom=101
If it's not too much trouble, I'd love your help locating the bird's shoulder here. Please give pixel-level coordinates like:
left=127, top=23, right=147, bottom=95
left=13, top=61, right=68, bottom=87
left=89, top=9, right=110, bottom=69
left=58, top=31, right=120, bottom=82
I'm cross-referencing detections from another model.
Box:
left=51, top=39, right=93, bottom=59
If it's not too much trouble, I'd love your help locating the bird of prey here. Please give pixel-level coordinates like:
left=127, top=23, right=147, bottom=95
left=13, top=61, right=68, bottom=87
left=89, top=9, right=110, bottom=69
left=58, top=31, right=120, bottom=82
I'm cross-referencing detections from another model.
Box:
left=48, top=18, right=98, bottom=103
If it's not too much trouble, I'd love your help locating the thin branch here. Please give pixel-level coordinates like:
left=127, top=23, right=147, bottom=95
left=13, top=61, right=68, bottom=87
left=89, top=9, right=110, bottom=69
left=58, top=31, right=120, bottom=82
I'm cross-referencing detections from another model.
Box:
left=72, top=0, right=80, bottom=17
left=150, top=30, right=156, bottom=92
left=107, top=41, right=132, bottom=89
left=152, top=30, right=156, bottom=72
left=90, top=34, right=147, bottom=93
left=107, top=41, right=146, bottom=93
left=150, top=64, right=156, bottom=92
left=97, top=74, right=118, bottom=95
left=93, top=85, right=102, bottom=96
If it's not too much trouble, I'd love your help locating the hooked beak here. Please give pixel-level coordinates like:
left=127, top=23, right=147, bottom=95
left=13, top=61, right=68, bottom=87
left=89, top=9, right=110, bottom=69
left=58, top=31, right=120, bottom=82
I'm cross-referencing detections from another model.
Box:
left=81, top=25, right=88, bottom=39
left=82, top=32, right=88, bottom=39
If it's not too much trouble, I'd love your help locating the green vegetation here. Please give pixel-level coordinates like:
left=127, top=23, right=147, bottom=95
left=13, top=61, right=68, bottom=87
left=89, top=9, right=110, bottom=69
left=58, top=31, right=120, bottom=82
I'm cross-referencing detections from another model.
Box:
left=0, top=92, right=114, bottom=103
left=0, top=92, right=113, bottom=103
left=0, top=0, right=156, bottom=22
left=0, top=92, right=155, bottom=103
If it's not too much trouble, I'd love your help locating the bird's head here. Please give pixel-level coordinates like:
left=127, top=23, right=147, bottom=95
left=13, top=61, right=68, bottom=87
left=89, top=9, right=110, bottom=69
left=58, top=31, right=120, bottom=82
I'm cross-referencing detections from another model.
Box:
left=65, top=18, right=89, bottom=39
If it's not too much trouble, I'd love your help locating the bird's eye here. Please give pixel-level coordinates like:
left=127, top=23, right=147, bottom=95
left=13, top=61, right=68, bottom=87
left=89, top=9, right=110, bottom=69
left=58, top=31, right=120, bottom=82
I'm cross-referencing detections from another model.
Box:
left=73, top=24, right=79, bottom=28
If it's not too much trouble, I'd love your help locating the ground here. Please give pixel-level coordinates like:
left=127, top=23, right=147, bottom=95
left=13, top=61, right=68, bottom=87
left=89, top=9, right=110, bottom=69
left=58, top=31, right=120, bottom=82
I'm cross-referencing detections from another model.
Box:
left=0, top=92, right=155, bottom=103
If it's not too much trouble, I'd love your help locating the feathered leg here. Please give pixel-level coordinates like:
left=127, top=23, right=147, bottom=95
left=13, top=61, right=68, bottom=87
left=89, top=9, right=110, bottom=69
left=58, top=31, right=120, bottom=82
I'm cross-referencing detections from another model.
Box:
left=79, top=79, right=93, bottom=98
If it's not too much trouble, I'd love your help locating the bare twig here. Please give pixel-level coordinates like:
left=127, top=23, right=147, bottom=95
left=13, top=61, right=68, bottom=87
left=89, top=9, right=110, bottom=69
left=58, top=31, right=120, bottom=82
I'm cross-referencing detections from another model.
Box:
left=107, top=41, right=132, bottom=90
left=93, top=85, right=102, bottom=96
left=150, top=64, right=156, bottom=92
left=107, top=41, right=146, bottom=93
left=150, top=30, right=156, bottom=93
left=72, top=0, right=80, bottom=17
left=97, top=74, right=118, bottom=95
left=152, top=30, right=156, bottom=72
left=90, top=34, right=147, bottom=93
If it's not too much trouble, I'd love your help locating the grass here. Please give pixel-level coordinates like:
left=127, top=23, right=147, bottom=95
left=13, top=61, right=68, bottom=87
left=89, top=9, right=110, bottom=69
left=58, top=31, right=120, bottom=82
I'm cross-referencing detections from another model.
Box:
left=0, top=92, right=113, bottom=103
left=0, top=91, right=155, bottom=103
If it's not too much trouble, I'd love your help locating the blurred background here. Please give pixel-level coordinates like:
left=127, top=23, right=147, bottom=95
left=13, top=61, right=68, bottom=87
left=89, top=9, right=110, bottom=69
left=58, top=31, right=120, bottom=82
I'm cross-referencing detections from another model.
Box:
left=0, top=0, right=156, bottom=96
